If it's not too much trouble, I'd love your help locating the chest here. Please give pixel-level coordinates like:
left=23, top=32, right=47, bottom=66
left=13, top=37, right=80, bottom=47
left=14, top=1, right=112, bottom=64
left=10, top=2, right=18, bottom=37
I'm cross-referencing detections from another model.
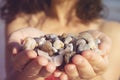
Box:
left=35, top=19, right=101, bottom=35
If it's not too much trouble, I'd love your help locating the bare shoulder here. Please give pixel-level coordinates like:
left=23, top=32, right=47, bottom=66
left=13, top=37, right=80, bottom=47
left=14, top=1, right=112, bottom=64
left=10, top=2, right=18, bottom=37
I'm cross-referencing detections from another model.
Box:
left=6, top=12, right=45, bottom=35
left=100, top=20, right=120, bottom=46
left=100, top=20, right=120, bottom=36
left=100, top=21, right=120, bottom=50
left=100, top=21, right=120, bottom=80
left=7, top=13, right=29, bottom=35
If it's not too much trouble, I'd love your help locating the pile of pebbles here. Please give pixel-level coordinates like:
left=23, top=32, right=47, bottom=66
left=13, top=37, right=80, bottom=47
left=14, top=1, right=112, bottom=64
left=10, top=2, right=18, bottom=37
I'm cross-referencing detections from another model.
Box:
left=23, top=32, right=101, bottom=69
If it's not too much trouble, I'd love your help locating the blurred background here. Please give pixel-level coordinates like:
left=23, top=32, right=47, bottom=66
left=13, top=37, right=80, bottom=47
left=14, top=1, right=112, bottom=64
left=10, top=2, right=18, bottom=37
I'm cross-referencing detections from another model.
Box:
left=0, top=0, right=120, bottom=80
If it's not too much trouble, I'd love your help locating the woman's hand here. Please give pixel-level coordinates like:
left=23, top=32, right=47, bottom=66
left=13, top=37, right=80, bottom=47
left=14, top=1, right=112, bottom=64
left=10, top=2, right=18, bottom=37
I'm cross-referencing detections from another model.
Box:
left=53, top=30, right=112, bottom=80
left=8, top=27, right=56, bottom=80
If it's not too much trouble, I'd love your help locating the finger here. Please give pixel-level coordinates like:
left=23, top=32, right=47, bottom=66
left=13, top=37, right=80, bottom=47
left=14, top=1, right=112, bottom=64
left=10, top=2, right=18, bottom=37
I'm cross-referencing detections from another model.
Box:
left=98, top=33, right=112, bottom=55
left=82, top=50, right=108, bottom=74
left=8, top=31, right=25, bottom=54
left=65, top=64, right=80, bottom=80
left=39, top=62, right=56, bottom=77
left=22, top=56, right=48, bottom=77
left=13, top=50, right=37, bottom=71
left=72, top=54, right=96, bottom=79
left=98, top=42, right=111, bottom=56
left=54, top=70, right=62, bottom=77
left=46, top=62, right=56, bottom=73
left=60, top=73, right=68, bottom=80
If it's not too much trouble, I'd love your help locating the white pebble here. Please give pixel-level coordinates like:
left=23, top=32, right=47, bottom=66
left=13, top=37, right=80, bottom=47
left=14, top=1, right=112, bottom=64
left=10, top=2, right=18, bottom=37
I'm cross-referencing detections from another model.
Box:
left=24, top=37, right=37, bottom=50
left=38, top=37, right=46, bottom=46
left=53, top=40, right=64, bottom=49
left=51, top=55, right=63, bottom=66
left=37, top=49, right=51, bottom=60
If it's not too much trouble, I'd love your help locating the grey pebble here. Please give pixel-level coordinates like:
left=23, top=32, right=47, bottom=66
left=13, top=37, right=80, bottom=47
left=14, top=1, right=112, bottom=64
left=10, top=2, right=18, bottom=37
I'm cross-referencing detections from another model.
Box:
left=64, top=36, right=73, bottom=44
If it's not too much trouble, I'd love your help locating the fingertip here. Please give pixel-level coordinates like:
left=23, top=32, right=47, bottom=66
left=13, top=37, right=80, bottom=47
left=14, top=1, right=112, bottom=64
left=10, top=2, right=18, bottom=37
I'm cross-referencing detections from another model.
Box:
left=53, top=70, right=62, bottom=77
left=37, top=56, right=48, bottom=66
left=72, top=55, right=84, bottom=65
left=60, top=73, right=68, bottom=80
left=46, top=62, right=56, bottom=73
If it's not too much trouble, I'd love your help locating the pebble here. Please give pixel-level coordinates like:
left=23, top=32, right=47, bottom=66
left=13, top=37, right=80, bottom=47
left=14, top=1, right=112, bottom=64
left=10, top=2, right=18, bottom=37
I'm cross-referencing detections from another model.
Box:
left=23, top=37, right=37, bottom=50
left=76, top=39, right=86, bottom=46
left=37, top=49, right=51, bottom=60
left=53, top=39, right=64, bottom=50
left=78, top=32, right=98, bottom=50
left=64, top=36, right=73, bottom=44
left=23, top=32, right=102, bottom=69
left=64, top=51, right=76, bottom=64
left=38, top=37, right=46, bottom=46
left=45, top=34, right=59, bottom=41
left=65, top=43, right=74, bottom=51
left=51, top=55, right=63, bottom=66
left=40, top=41, right=54, bottom=56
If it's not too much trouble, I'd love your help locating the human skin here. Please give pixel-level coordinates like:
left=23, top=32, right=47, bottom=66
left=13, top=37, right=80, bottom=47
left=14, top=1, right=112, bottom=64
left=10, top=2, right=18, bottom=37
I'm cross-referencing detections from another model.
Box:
left=7, top=28, right=57, bottom=80
left=7, top=27, right=111, bottom=80
left=5, top=0, right=120, bottom=80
